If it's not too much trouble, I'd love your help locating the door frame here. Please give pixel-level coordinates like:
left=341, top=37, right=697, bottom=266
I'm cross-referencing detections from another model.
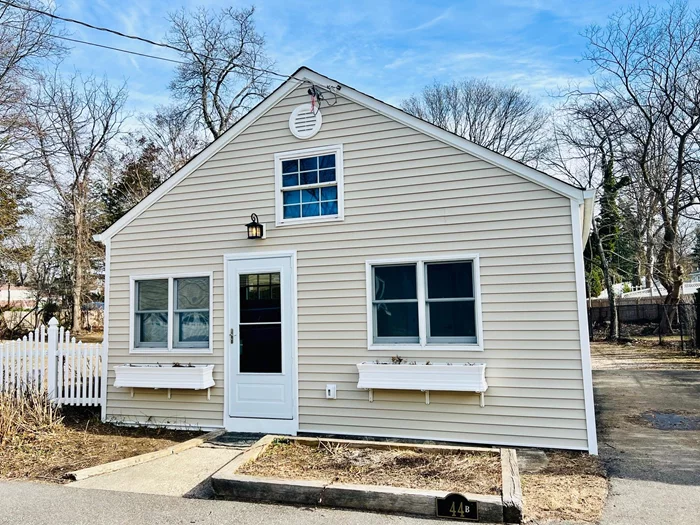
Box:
left=222, top=251, right=299, bottom=434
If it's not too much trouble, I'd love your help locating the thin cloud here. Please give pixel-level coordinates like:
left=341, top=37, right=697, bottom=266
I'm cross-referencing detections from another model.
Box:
left=408, top=7, right=452, bottom=31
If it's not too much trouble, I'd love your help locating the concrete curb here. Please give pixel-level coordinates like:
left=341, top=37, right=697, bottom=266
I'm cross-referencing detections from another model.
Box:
left=211, top=436, right=522, bottom=523
left=65, top=429, right=226, bottom=481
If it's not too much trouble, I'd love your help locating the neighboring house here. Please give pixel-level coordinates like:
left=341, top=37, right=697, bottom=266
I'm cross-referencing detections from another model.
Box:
left=95, top=67, right=597, bottom=453
left=0, top=286, right=36, bottom=309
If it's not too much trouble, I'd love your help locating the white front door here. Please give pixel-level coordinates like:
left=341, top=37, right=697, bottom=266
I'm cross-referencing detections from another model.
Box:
left=226, top=255, right=295, bottom=426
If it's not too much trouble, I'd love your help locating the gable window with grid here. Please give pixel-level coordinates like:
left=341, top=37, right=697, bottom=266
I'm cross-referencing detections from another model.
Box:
left=132, top=274, right=212, bottom=353
left=367, top=257, right=482, bottom=350
left=275, top=145, right=344, bottom=225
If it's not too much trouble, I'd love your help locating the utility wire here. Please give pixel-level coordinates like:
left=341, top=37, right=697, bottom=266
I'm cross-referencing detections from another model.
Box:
left=0, top=0, right=297, bottom=81
left=1, top=18, right=342, bottom=109
left=1, top=21, right=187, bottom=66
left=0, top=0, right=345, bottom=109
left=1, top=20, right=307, bottom=86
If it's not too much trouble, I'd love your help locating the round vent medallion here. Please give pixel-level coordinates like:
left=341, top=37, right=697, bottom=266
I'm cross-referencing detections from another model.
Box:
left=289, top=104, right=322, bottom=139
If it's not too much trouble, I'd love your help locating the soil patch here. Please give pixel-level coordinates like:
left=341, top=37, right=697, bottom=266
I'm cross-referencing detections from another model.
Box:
left=238, top=439, right=502, bottom=496
left=520, top=451, right=608, bottom=523
left=0, top=406, right=201, bottom=482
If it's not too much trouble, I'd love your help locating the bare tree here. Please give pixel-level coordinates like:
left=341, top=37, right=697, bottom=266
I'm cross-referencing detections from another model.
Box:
left=549, top=98, right=626, bottom=340
left=583, top=1, right=700, bottom=332
left=401, top=78, right=551, bottom=166
left=26, top=73, right=127, bottom=331
left=166, top=6, right=272, bottom=141
left=139, top=104, right=204, bottom=177
left=0, top=0, right=64, bottom=157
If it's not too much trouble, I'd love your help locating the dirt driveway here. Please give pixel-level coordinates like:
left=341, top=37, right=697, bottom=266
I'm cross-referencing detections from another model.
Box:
left=592, top=343, right=700, bottom=525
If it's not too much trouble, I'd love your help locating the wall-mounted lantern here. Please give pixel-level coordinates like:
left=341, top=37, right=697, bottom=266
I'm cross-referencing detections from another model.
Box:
left=246, top=213, right=266, bottom=239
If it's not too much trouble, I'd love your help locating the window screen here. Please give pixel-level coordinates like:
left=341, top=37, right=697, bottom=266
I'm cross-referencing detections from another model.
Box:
left=135, top=279, right=168, bottom=348
left=425, top=261, right=476, bottom=343
left=372, top=264, right=419, bottom=343
left=174, top=277, right=210, bottom=348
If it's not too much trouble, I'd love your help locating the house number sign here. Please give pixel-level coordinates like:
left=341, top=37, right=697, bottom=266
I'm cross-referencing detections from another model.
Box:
left=435, top=493, right=479, bottom=521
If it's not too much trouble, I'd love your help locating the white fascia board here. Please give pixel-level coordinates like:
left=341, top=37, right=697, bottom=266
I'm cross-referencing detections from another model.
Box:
left=298, top=68, right=587, bottom=203
left=94, top=78, right=304, bottom=243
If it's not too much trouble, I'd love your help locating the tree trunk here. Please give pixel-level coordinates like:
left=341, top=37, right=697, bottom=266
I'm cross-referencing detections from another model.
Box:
left=660, top=264, right=683, bottom=335
left=644, top=240, right=655, bottom=292
left=592, top=219, right=619, bottom=341
left=658, top=220, right=682, bottom=335
left=72, top=202, right=84, bottom=333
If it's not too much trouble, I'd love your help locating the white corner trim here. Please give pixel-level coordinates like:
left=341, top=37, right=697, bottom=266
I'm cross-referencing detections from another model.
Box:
left=365, top=253, right=484, bottom=352
left=274, top=144, right=344, bottom=227
left=570, top=200, right=598, bottom=455
left=128, top=272, right=214, bottom=355
left=100, top=239, right=111, bottom=422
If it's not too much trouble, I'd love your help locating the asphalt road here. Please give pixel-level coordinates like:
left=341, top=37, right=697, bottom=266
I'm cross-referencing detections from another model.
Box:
left=595, top=370, right=700, bottom=525
left=0, top=480, right=445, bottom=525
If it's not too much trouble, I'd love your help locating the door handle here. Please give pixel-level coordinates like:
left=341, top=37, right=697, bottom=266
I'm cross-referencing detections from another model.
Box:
left=230, top=329, right=234, bottom=344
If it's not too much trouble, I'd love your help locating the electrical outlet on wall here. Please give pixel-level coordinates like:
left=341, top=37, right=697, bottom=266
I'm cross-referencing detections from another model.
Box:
left=326, top=384, right=337, bottom=399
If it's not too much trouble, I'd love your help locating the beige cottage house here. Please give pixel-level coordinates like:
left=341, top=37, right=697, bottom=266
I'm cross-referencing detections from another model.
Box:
left=95, top=67, right=597, bottom=454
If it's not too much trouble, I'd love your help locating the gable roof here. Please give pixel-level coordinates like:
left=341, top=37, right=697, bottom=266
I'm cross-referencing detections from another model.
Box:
left=95, top=66, right=591, bottom=243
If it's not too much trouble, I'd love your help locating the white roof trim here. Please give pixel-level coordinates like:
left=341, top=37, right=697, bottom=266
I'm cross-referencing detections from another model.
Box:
left=95, top=67, right=586, bottom=243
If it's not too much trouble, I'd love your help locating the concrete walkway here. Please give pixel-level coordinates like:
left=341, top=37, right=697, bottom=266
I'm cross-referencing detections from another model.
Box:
left=69, top=444, right=245, bottom=498
left=595, top=369, right=700, bottom=524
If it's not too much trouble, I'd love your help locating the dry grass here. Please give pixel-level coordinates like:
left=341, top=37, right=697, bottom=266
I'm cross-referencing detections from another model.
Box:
left=592, top=341, right=700, bottom=370
left=0, top=390, right=64, bottom=448
left=0, top=393, right=200, bottom=482
left=238, top=439, right=502, bottom=495
left=521, top=451, right=608, bottom=524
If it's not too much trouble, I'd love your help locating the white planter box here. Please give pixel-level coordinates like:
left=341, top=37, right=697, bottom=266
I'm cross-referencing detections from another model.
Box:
left=114, top=364, right=215, bottom=391
left=356, top=362, right=487, bottom=405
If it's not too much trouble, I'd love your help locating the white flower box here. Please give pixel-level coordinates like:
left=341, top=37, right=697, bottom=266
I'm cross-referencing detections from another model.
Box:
left=356, top=362, right=487, bottom=406
left=114, top=364, right=215, bottom=392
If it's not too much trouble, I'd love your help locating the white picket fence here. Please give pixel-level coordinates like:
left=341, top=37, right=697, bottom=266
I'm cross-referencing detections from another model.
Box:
left=0, top=317, right=104, bottom=406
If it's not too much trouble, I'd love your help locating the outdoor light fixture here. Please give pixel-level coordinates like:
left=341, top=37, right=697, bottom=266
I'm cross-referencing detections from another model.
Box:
left=246, top=213, right=266, bottom=239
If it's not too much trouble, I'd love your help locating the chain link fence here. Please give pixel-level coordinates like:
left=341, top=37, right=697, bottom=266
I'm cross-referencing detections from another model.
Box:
left=589, top=299, right=698, bottom=355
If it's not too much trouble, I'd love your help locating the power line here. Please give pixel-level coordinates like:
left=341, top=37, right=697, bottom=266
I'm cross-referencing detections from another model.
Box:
left=0, top=0, right=296, bottom=81
left=1, top=19, right=343, bottom=109
left=0, top=0, right=345, bottom=110
left=1, top=22, right=187, bottom=66
left=1, top=20, right=301, bottom=85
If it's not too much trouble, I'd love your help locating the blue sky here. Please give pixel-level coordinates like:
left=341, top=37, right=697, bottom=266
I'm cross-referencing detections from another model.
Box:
left=55, top=0, right=697, bottom=116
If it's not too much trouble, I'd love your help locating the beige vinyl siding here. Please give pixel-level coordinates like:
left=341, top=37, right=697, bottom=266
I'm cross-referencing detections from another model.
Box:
left=106, top=85, right=588, bottom=449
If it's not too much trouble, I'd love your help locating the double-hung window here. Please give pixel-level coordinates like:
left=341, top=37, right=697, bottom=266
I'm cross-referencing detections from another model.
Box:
left=275, top=145, right=344, bottom=225
left=367, top=256, right=482, bottom=350
left=132, top=274, right=212, bottom=353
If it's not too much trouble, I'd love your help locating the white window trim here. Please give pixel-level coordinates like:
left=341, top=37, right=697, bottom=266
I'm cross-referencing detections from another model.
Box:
left=274, top=144, right=344, bottom=227
left=129, top=272, right=214, bottom=355
left=365, top=254, right=484, bottom=352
